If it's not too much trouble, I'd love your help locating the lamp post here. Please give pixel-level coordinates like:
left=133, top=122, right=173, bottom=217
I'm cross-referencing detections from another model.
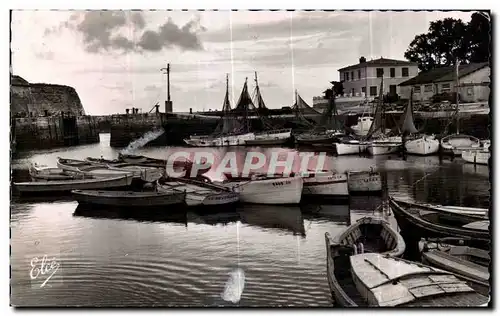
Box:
left=160, top=64, right=172, bottom=113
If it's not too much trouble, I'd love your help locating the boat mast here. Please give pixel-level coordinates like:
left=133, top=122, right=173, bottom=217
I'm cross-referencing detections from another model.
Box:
left=379, top=75, right=385, bottom=134
left=455, top=59, right=460, bottom=134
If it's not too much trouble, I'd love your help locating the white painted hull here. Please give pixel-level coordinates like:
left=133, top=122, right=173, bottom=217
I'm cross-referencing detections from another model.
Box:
left=367, top=137, right=402, bottom=156
left=335, top=141, right=367, bottom=155
left=79, top=166, right=135, bottom=179
left=184, top=133, right=255, bottom=147
left=404, top=136, right=440, bottom=155
left=14, top=175, right=133, bottom=193
left=254, top=129, right=291, bottom=140
left=462, top=150, right=490, bottom=165
left=347, top=171, right=382, bottom=192
left=441, top=134, right=480, bottom=155
left=302, top=172, right=348, bottom=196
left=221, top=176, right=303, bottom=204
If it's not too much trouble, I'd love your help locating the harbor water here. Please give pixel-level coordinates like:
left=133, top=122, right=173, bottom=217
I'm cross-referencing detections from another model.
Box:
left=10, top=134, right=490, bottom=307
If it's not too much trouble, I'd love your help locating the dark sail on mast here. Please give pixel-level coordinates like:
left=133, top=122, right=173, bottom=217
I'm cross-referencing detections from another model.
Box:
left=399, top=88, right=418, bottom=135
left=365, top=77, right=385, bottom=139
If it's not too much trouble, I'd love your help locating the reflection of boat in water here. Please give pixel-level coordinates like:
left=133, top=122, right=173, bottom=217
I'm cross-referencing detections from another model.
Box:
left=462, top=163, right=489, bottom=178
left=73, top=204, right=188, bottom=226
left=238, top=204, right=306, bottom=236
left=301, top=203, right=350, bottom=225
left=187, top=210, right=241, bottom=226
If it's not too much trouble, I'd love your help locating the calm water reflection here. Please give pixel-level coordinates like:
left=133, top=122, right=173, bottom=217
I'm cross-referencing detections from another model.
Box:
left=10, top=134, right=490, bottom=306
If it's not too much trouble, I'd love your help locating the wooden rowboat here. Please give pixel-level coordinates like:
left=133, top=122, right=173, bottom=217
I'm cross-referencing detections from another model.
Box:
left=29, top=163, right=86, bottom=181
left=71, top=189, right=186, bottom=208
left=391, top=198, right=488, bottom=222
left=57, top=157, right=100, bottom=172
left=327, top=252, right=488, bottom=306
left=14, top=175, right=133, bottom=193
left=389, top=197, right=490, bottom=249
left=419, top=238, right=490, bottom=297
left=157, top=177, right=239, bottom=207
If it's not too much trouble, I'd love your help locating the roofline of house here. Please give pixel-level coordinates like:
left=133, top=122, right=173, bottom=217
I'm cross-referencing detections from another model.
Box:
left=338, top=60, right=418, bottom=72
left=398, top=63, right=489, bottom=86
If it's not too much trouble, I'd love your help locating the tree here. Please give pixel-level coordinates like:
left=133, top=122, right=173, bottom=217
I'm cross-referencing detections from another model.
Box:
left=404, top=12, right=490, bottom=71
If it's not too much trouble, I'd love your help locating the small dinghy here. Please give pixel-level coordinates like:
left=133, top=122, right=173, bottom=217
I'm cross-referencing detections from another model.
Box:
left=441, top=134, right=480, bottom=156
left=335, top=137, right=368, bottom=155
left=157, top=177, right=239, bottom=207
left=326, top=251, right=488, bottom=307
left=85, top=156, right=124, bottom=165
left=118, top=153, right=167, bottom=166
left=216, top=173, right=303, bottom=205
left=301, top=170, right=348, bottom=199
left=107, top=163, right=163, bottom=182
left=78, top=165, right=135, bottom=179
left=462, top=149, right=490, bottom=165
left=392, top=198, right=488, bottom=221
left=389, top=197, right=490, bottom=249
left=347, top=168, right=382, bottom=194
left=419, top=238, right=490, bottom=296
left=29, top=163, right=86, bottom=181
left=366, top=136, right=402, bottom=156
left=14, top=175, right=133, bottom=193
left=71, top=189, right=186, bottom=208
left=57, top=157, right=99, bottom=172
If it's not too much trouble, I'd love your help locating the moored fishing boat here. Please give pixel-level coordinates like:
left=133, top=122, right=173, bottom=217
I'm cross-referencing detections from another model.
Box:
left=351, top=116, right=373, bottom=136
left=419, top=238, right=490, bottom=296
left=78, top=165, right=135, bottom=179
left=405, top=135, right=440, bottom=155
left=347, top=169, right=382, bottom=193
left=366, top=136, right=402, bottom=156
left=216, top=173, right=303, bottom=205
left=29, top=163, right=86, bottom=181
left=71, top=189, right=186, bottom=208
left=301, top=170, right=348, bottom=199
left=441, top=134, right=480, bottom=155
left=14, top=175, right=133, bottom=193
left=107, top=163, right=163, bottom=182
left=326, top=250, right=488, bottom=307
left=157, top=177, right=239, bottom=207
left=57, top=157, right=99, bottom=172
left=118, top=154, right=167, bottom=166
left=334, top=136, right=368, bottom=155
left=85, top=156, right=124, bottom=165
left=184, top=132, right=255, bottom=147
left=389, top=197, right=490, bottom=249
left=462, top=149, right=490, bottom=165
left=246, top=128, right=292, bottom=146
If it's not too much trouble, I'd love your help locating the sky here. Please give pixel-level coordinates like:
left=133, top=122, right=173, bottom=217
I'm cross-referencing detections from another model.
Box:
left=11, top=10, right=474, bottom=115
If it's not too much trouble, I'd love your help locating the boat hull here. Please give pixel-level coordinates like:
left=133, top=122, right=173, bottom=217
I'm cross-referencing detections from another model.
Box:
left=14, top=175, right=133, bottom=193
left=302, top=173, right=348, bottom=197
left=347, top=171, right=382, bottom=193
left=335, top=142, right=367, bottom=155
left=389, top=198, right=490, bottom=249
left=462, top=150, right=490, bottom=165
left=404, top=136, right=440, bottom=155
left=441, top=134, right=481, bottom=156
left=184, top=133, right=255, bottom=147
left=72, top=189, right=186, bottom=207
left=221, top=176, right=303, bottom=204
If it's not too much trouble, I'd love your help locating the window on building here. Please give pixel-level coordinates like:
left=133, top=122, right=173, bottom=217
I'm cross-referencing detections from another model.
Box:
left=361, top=86, right=366, bottom=94
left=376, top=68, right=384, bottom=78
left=351, top=71, right=354, bottom=80
left=424, top=84, right=433, bottom=92
left=358, top=69, right=361, bottom=79
left=441, top=83, right=451, bottom=92
left=351, top=88, right=355, bottom=95
left=346, top=72, right=350, bottom=81
left=414, top=86, right=421, bottom=93
left=370, top=86, right=377, bottom=96
left=390, top=68, right=395, bottom=78
left=467, top=87, right=473, bottom=96
left=402, top=67, right=409, bottom=77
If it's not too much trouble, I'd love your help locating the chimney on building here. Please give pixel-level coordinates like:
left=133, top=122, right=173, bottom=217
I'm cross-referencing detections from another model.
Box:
left=359, top=56, right=366, bottom=64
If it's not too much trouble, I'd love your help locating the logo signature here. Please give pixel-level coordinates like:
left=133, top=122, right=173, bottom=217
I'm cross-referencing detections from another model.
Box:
left=30, top=255, right=60, bottom=288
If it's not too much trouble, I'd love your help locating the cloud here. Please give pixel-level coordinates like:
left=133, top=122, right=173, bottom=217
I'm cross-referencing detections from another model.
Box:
left=46, top=11, right=205, bottom=54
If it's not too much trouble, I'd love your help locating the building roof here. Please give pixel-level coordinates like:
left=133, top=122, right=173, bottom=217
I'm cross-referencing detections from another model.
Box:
left=338, top=58, right=417, bottom=72
left=399, top=62, right=489, bottom=86
left=11, top=75, right=29, bottom=86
